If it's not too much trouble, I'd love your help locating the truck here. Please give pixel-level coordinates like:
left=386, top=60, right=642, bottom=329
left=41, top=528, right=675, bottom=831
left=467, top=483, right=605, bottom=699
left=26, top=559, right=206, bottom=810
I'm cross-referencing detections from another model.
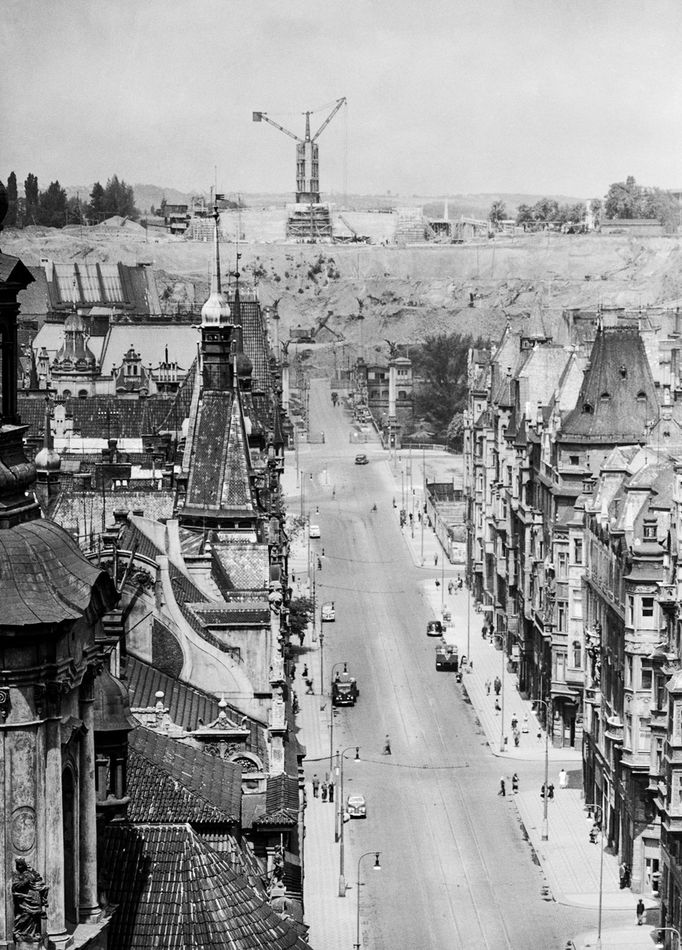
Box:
left=332, top=669, right=359, bottom=706
left=435, top=642, right=459, bottom=672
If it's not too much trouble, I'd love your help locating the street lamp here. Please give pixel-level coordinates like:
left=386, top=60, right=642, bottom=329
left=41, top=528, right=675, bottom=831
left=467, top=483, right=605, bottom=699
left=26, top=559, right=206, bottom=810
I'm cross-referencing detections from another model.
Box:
left=535, top=699, right=551, bottom=841
left=336, top=746, right=360, bottom=894
left=329, top=662, right=348, bottom=773
left=353, top=851, right=382, bottom=950
left=584, top=803, right=604, bottom=949
left=656, top=927, right=681, bottom=950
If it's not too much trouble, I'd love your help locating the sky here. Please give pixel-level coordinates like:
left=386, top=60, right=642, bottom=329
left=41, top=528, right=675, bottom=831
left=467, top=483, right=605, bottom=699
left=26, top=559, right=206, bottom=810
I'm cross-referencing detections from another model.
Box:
left=4, top=0, right=682, bottom=200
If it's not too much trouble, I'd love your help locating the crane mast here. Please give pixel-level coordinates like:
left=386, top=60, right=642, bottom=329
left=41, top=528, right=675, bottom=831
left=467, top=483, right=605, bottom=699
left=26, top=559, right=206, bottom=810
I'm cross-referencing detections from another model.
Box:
left=253, top=97, right=346, bottom=204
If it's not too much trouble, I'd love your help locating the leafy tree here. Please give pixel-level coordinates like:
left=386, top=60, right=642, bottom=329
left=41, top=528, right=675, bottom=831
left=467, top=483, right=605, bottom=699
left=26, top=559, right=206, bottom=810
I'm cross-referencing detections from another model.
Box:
left=24, top=173, right=39, bottom=224
left=488, top=200, right=507, bottom=226
left=88, top=181, right=105, bottom=220
left=532, top=198, right=559, bottom=224
left=590, top=199, right=602, bottom=228
left=6, top=172, right=18, bottom=226
left=446, top=412, right=465, bottom=449
left=411, top=332, right=487, bottom=446
left=102, top=174, right=138, bottom=219
left=604, top=176, right=640, bottom=219
left=515, top=203, right=534, bottom=228
left=38, top=180, right=67, bottom=227
left=288, top=596, right=315, bottom=641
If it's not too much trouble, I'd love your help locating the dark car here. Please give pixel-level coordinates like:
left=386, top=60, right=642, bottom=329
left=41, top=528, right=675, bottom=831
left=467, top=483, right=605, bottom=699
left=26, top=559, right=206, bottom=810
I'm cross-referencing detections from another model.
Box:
left=354, top=454, right=369, bottom=465
left=426, top=620, right=444, bottom=637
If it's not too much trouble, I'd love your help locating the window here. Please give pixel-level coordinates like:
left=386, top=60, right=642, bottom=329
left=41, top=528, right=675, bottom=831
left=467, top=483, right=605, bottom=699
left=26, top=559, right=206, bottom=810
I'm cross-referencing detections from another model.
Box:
left=641, top=667, right=652, bottom=691
left=554, top=652, right=566, bottom=681
left=557, top=551, right=568, bottom=579
left=625, top=714, right=632, bottom=746
left=627, top=595, right=635, bottom=625
left=655, top=676, right=666, bottom=711
left=557, top=603, right=566, bottom=632
left=641, top=596, right=655, bottom=627
left=625, top=655, right=633, bottom=688
left=569, top=454, right=580, bottom=466
left=638, top=718, right=651, bottom=752
left=62, top=389, right=71, bottom=398
left=674, top=702, right=682, bottom=742
left=572, top=640, right=582, bottom=668
left=574, top=538, right=583, bottom=565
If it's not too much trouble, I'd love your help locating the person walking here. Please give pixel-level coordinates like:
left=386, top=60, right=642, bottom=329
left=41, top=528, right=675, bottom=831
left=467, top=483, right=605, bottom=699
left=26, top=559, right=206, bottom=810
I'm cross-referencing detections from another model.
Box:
left=559, top=768, right=568, bottom=789
left=485, top=678, right=491, bottom=695
left=298, top=629, right=305, bottom=647
left=494, top=698, right=501, bottom=714
left=312, top=775, right=320, bottom=798
left=494, top=676, right=502, bottom=696
left=636, top=898, right=645, bottom=925
left=522, top=712, right=529, bottom=733
left=547, top=783, right=554, bottom=801
left=448, top=580, right=454, bottom=596
left=511, top=713, right=518, bottom=731
left=434, top=553, right=439, bottom=567
left=328, top=780, right=334, bottom=803
left=321, top=781, right=328, bottom=803
left=305, top=677, right=314, bottom=694
left=482, top=622, right=488, bottom=640
left=513, top=728, right=520, bottom=747
left=498, top=778, right=506, bottom=797
left=382, top=735, right=392, bottom=755
left=511, top=773, right=519, bottom=794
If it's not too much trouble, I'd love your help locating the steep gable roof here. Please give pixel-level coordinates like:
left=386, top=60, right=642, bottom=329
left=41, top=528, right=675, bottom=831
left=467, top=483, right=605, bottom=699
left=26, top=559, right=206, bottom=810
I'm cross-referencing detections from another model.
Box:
left=127, top=726, right=241, bottom=824
left=103, top=823, right=313, bottom=950
left=560, top=327, right=658, bottom=444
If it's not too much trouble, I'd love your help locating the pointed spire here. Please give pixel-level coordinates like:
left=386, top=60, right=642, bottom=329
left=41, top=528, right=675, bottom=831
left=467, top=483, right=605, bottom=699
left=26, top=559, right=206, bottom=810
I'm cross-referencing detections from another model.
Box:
left=200, top=200, right=230, bottom=326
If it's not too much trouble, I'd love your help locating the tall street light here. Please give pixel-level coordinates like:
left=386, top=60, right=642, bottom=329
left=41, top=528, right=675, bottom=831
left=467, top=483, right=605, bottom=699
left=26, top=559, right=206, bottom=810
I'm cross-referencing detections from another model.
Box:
left=535, top=698, right=551, bottom=841
left=329, top=662, right=348, bottom=774
left=336, top=745, right=360, bottom=895
left=584, top=803, right=604, bottom=949
left=353, top=851, right=382, bottom=950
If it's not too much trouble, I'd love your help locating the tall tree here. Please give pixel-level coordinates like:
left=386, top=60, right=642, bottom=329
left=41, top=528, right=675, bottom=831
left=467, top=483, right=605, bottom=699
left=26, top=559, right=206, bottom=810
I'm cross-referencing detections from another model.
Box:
left=38, top=180, right=67, bottom=228
left=89, top=181, right=105, bottom=220
left=102, top=174, right=138, bottom=219
left=488, top=200, right=507, bottom=226
left=24, top=173, right=39, bottom=224
left=6, top=172, right=18, bottom=226
left=604, top=176, right=640, bottom=219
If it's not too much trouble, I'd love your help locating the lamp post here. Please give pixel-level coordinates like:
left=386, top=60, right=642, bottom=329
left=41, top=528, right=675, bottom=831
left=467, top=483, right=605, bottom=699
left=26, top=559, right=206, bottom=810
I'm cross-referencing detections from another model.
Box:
left=535, top=699, right=551, bottom=841
left=337, top=746, right=360, bottom=894
left=329, top=663, right=348, bottom=774
left=353, top=851, right=382, bottom=950
left=584, top=803, right=604, bottom=949
left=657, top=927, right=681, bottom=950
left=466, top=571, right=471, bottom=665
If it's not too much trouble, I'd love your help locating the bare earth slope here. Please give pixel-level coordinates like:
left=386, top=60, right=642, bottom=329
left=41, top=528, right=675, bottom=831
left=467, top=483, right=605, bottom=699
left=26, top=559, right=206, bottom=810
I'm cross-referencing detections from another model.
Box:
left=5, top=225, right=682, bottom=359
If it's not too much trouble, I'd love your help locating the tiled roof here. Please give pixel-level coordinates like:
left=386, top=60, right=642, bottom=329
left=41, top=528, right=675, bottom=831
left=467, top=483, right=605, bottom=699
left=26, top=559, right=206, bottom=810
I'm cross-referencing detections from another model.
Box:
left=50, top=489, right=174, bottom=539
left=560, top=327, right=658, bottom=443
left=0, top=519, right=116, bottom=625
left=189, top=603, right=270, bottom=625
left=212, top=543, right=270, bottom=590
left=232, top=298, right=272, bottom=395
left=256, top=773, right=299, bottom=827
left=103, top=823, right=313, bottom=950
left=17, top=394, right=178, bottom=440
left=0, top=253, right=34, bottom=287
left=44, top=262, right=161, bottom=315
left=127, top=726, right=242, bottom=823
left=126, top=656, right=268, bottom=752
left=185, top=391, right=256, bottom=514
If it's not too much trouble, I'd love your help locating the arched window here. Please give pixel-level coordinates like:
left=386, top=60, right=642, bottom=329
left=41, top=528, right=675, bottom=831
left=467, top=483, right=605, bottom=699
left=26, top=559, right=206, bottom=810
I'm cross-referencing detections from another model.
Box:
left=78, top=389, right=88, bottom=399
left=582, top=402, right=593, bottom=414
left=62, top=389, right=72, bottom=398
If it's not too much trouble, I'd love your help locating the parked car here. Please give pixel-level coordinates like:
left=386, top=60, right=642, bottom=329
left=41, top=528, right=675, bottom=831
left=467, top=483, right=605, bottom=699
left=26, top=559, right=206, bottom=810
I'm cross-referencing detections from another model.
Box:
left=309, top=524, right=321, bottom=538
left=321, top=601, right=335, bottom=622
left=354, top=454, right=369, bottom=465
left=426, top=620, right=444, bottom=637
left=346, top=794, right=367, bottom=818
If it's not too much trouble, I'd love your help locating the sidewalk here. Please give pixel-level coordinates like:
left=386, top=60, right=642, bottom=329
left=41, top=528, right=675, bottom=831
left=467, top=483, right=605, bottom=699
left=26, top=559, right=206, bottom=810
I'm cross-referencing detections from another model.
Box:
left=396, top=484, right=659, bottom=924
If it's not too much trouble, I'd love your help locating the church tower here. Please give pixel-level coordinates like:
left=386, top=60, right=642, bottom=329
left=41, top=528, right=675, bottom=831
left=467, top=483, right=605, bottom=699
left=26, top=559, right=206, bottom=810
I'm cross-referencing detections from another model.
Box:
left=200, top=203, right=235, bottom=392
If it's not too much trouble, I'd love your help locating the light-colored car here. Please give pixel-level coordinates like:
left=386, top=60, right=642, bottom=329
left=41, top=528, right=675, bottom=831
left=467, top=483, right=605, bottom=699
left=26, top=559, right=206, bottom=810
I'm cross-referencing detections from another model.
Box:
left=309, top=524, right=321, bottom=538
left=346, top=794, right=367, bottom=818
left=321, top=601, right=335, bottom=622
left=426, top=619, right=444, bottom=637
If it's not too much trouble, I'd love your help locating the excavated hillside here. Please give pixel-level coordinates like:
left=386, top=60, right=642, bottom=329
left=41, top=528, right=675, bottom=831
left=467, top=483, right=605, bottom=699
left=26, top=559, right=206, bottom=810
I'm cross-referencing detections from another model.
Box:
left=5, top=224, right=682, bottom=370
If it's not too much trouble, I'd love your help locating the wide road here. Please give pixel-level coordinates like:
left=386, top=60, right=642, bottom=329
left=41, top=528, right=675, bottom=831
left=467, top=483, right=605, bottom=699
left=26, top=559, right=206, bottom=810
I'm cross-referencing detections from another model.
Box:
left=300, top=377, right=597, bottom=949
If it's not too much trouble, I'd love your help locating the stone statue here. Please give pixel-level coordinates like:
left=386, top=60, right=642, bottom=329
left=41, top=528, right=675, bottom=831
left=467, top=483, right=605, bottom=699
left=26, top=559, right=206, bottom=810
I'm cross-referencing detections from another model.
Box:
left=12, top=858, right=49, bottom=944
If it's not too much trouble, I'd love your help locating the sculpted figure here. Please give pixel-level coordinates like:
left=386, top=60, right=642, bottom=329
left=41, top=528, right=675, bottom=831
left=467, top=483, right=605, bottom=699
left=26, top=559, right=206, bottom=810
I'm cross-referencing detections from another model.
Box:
left=12, top=858, right=49, bottom=943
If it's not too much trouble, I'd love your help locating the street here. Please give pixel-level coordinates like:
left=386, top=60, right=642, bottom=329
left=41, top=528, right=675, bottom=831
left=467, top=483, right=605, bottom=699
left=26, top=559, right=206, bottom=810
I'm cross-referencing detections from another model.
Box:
left=295, top=377, right=611, bottom=949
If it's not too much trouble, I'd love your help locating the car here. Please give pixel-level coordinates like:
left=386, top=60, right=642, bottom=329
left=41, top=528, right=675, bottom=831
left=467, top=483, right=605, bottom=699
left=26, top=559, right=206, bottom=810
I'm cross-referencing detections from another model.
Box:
left=346, top=794, right=367, bottom=819
left=321, top=601, right=335, bottom=622
left=426, top=620, right=444, bottom=637
left=354, top=454, right=369, bottom=465
left=309, top=524, right=321, bottom=538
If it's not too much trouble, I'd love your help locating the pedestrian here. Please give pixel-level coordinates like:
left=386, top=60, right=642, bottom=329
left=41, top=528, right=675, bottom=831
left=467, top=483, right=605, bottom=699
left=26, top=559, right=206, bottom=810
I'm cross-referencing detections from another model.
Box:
left=317, top=557, right=322, bottom=570
left=485, top=678, right=491, bottom=695
left=448, top=580, right=454, bottom=596
left=537, top=731, right=543, bottom=744
left=457, top=575, right=463, bottom=590
left=511, top=772, right=519, bottom=794
left=482, top=623, right=488, bottom=640
left=494, top=698, right=501, bottom=714
left=321, top=547, right=325, bottom=557
left=559, top=768, right=568, bottom=789
left=589, top=822, right=600, bottom=844
left=498, top=778, right=506, bottom=797
left=298, top=630, right=305, bottom=647
left=620, top=862, right=630, bottom=889
left=434, top=553, right=439, bottom=567
left=461, top=655, right=467, bottom=671
left=328, top=781, right=334, bottom=803
left=321, top=781, right=328, bottom=802
left=636, top=898, right=645, bottom=925
left=312, top=775, right=320, bottom=798
left=494, top=676, right=501, bottom=696
left=511, top=713, right=518, bottom=731
left=382, top=734, right=392, bottom=755
left=522, top=712, right=529, bottom=733
left=548, top=783, right=554, bottom=800
left=513, top=728, right=520, bottom=747
left=305, top=677, right=314, bottom=694
left=302, top=664, right=309, bottom=678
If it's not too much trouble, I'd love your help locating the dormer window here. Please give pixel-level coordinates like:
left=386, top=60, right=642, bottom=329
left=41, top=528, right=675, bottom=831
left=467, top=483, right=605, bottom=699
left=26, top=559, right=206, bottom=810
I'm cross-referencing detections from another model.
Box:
left=582, top=402, right=594, bottom=414
left=620, top=364, right=628, bottom=379
left=600, top=392, right=610, bottom=402
left=643, top=519, right=656, bottom=541
left=637, top=391, right=647, bottom=402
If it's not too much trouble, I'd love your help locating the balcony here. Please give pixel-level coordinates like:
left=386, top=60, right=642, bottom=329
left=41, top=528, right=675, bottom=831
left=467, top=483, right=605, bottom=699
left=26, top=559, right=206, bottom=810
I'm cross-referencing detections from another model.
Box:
left=657, top=583, right=678, bottom=609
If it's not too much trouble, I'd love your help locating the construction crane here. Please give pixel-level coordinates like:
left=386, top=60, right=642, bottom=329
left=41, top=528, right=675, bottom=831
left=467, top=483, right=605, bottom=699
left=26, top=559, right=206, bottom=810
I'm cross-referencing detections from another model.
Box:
left=253, top=98, right=346, bottom=205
